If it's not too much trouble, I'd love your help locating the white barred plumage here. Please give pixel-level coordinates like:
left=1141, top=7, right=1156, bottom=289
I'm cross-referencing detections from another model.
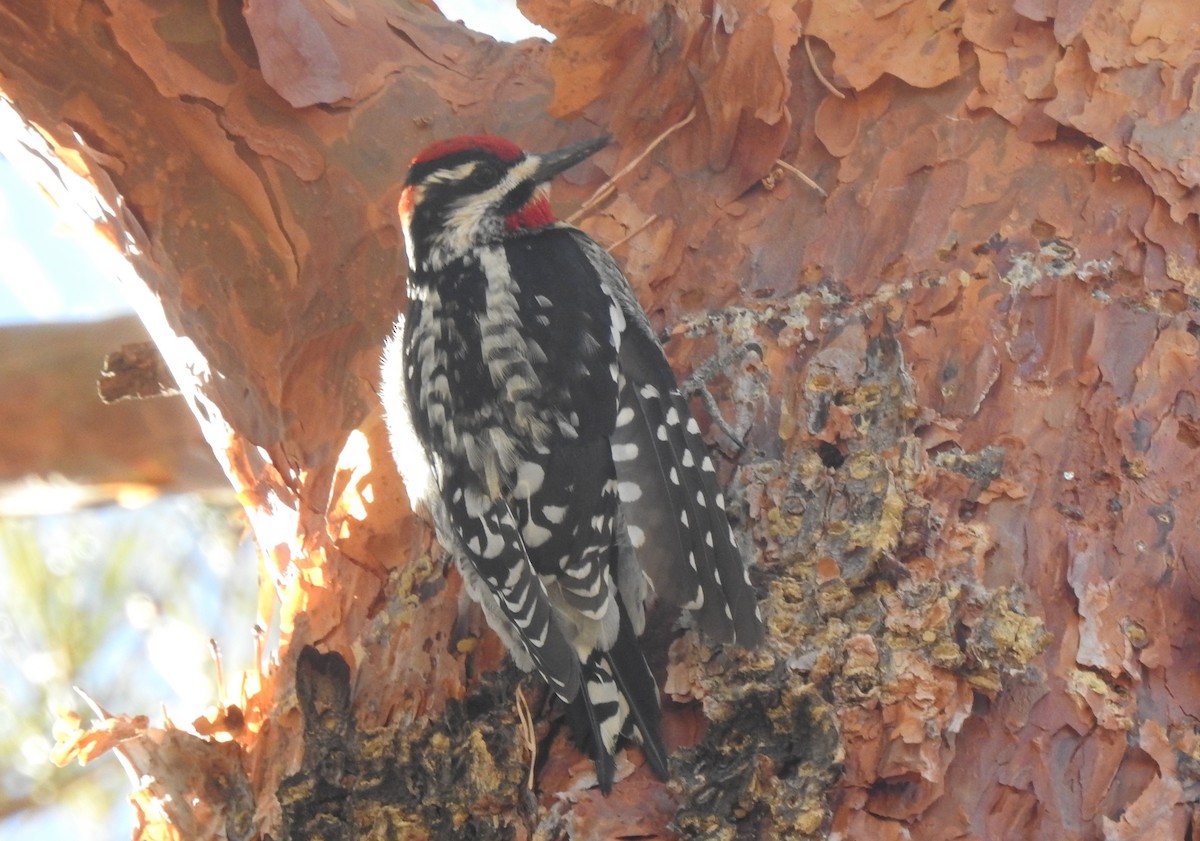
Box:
left=379, top=133, right=762, bottom=793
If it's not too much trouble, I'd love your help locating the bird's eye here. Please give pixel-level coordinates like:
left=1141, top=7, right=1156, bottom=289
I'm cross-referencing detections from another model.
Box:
left=471, top=163, right=499, bottom=187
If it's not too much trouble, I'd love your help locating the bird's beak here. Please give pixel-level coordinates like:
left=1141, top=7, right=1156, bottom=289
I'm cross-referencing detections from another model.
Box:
left=529, top=135, right=611, bottom=184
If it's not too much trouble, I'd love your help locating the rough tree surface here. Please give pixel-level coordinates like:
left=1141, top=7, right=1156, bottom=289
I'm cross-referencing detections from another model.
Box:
left=3, top=0, right=1198, bottom=838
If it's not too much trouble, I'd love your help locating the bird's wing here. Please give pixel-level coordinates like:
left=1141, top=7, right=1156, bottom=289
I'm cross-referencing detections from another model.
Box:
left=570, top=230, right=764, bottom=647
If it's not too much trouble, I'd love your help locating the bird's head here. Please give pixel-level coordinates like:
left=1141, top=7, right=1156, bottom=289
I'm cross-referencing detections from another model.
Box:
left=398, top=134, right=609, bottom=272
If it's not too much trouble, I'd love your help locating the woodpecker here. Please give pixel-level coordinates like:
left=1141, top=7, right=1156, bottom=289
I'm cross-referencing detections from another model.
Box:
left=380, top=133, right=762, bottom=792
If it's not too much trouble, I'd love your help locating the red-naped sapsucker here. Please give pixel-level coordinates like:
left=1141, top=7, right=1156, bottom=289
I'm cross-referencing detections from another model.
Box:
left=380, top=134, right=762, bottom=792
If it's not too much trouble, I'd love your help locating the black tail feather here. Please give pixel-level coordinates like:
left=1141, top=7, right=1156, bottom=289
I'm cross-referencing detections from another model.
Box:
left=562, top=605, right=668, bottom=791
left=564, top=670, right=618, bottom=793
left=606, top=606, right=669, bottom=779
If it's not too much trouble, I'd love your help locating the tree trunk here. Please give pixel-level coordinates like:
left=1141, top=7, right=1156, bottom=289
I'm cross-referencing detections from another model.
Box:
left=7, top=0, right=1199, bottom=838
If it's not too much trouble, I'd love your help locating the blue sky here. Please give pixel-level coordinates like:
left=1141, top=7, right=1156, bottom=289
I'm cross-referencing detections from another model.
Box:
left=0, top=158, right=130, bottom=325
left=436, top=0, right=550, bottom=41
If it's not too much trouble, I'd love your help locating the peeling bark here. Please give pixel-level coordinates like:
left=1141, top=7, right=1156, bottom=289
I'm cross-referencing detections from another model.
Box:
left=8, top=0, right=1200, bottom=838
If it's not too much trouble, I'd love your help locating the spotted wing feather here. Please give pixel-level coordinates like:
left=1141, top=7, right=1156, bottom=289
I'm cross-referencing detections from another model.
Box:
left=570, top=230, right=763, bottom=647
left=443, top=483, right=583, bottom=701
left=500, top=232, right=668, bottom=789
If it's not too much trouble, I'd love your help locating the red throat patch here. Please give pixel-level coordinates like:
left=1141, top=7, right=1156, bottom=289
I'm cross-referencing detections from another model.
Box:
left=505, top=191, right=555, bottom=232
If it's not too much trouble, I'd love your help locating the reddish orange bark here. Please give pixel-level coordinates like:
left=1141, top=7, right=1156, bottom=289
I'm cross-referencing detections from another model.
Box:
left=4, top=0, right=1198, bottom=838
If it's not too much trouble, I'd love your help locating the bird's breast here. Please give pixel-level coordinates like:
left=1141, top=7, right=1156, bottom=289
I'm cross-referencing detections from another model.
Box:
left=404, top=246, right=565, bottom=501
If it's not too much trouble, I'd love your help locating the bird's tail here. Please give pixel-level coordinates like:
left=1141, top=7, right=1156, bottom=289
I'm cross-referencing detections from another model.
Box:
left=564, top=603, right=668, bottom=793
